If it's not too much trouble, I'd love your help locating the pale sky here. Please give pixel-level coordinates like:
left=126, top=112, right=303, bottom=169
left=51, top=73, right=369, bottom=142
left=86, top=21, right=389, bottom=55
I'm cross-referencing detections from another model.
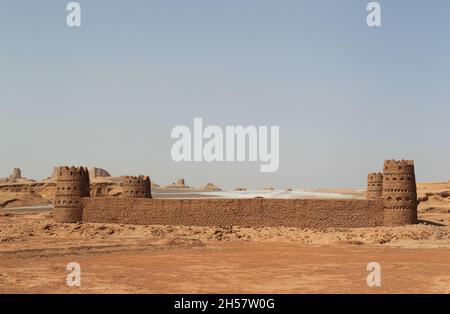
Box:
left=1, top=1, right=449, bottom=189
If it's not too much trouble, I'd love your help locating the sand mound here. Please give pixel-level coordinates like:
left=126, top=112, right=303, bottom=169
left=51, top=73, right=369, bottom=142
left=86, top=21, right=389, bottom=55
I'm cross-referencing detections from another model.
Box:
left=1, top=211, right=449, bottom=249
left=201, top=183, right=221, bottom=191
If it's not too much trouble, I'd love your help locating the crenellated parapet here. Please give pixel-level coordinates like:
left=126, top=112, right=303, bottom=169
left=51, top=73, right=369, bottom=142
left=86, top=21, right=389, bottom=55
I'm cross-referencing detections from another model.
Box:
left=53, top=166, right=90, bottom=223
left=123, top=175, right=152, bottom=198
left=367, top=172, right=383, bottom=199
left=382, top=159, right=418, bottom=225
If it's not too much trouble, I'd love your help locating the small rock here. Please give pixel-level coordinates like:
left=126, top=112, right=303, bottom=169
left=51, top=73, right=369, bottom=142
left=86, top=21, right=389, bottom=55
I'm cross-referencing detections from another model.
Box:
left=345, top=240, right=364, bottom=245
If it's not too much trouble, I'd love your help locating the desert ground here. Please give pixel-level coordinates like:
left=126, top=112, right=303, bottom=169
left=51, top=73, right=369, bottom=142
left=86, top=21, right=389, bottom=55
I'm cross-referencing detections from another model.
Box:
left=0, top=170, right=449, bottom=293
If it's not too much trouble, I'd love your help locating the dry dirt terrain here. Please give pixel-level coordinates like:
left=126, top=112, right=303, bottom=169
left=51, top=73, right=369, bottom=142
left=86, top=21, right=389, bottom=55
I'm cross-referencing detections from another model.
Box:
left=0, top=181, right=449, bottom=294
left=0, top=210, right=449, bottom=293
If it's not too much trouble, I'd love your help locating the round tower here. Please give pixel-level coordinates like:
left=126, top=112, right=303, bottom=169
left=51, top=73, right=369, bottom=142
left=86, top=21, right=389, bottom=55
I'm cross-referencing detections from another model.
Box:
left=367, top=172, right=383, bottom=199
left=54, top=166, right=90, bottom=223
left=382, top=160, right=418, bottom=225
left=123, top=175, right=152, bottom=198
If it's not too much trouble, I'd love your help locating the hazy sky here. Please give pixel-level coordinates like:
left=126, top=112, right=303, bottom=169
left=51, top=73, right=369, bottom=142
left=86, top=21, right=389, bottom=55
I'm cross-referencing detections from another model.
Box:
left=1, top=0, right=449, bottom=189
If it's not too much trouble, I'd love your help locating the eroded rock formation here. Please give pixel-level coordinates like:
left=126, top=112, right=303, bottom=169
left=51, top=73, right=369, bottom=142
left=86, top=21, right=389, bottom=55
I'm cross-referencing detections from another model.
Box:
left=89, top=167, right=111, bottom=179
left=201, top=183, right=221, bottom=191
left=166, top=178, right=189, bottom=189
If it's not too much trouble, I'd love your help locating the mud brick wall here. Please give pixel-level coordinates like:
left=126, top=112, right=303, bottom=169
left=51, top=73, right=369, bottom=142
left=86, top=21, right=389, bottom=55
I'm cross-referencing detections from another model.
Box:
left=367, top=172, right=383, bottom=200
left=54, top=166, right=90, bottom=223
left=122, top=176, right=152, bottom=198
left=82, top=198, right=385, bottom=228
left=382, top=160, right=418, bottom=226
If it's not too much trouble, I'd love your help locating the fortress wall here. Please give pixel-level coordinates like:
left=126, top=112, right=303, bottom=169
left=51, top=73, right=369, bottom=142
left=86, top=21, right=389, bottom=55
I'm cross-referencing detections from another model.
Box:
left=123, top=176, right=152, bottom=198
left=54, top=166, right=90, bottom=223
left=382, top=160, right=418, bottom=226
left=367, top=172, right=383, bottom=199
left=82, top=198, right=384, bottom=228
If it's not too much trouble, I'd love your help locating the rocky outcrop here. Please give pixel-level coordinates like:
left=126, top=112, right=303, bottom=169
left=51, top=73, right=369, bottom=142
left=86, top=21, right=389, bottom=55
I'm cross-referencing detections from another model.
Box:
left=0, top=182, right=55, bottom=208
left=9, top=168, right=22, bottom=180
left=48, top=167, right=111, bottom=180
left=201, top=183, right=221, bottom=191
left=166, top=178, right=190, bottom=189
left=91, top=182, right=119, bottom=197
left=0, top=168, right=35, bottom=184
left=89, top=167, right=111, bottom=179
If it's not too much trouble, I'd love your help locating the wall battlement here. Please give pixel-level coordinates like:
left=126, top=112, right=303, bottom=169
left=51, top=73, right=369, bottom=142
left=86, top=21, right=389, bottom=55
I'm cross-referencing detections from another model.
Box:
left=382, top=159, right=417, bottom=225
left=53, top=160, right=418, bottom=227
left=54, top=166, right=90, bottom=223
left=367, top=172, right=383, bottom=200
left=123, top=175, right=152, bottom=198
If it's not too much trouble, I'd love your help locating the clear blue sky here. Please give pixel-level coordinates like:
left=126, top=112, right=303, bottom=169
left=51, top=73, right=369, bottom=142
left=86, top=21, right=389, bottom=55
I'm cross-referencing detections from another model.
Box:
left=1, top=0, right=449, bottom=189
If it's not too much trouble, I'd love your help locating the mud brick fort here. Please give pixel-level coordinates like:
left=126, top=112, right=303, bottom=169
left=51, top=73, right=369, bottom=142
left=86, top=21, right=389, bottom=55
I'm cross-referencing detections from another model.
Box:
left=53, top=160, right=418, bottom=227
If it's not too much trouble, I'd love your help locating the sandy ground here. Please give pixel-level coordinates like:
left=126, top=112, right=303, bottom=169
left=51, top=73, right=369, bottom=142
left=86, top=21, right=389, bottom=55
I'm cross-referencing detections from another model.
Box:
left=0, top=208, right=449, bottom=294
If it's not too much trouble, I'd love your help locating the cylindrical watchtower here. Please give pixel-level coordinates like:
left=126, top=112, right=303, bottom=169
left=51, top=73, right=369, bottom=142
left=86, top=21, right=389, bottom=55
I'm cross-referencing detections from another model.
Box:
left=367, top=172, right=383, bottom=199
left=123, top=175, right=152, bottom=198
left=382, top=160, right=418, bottom=225
left=54, top=166, right=90, bottom=223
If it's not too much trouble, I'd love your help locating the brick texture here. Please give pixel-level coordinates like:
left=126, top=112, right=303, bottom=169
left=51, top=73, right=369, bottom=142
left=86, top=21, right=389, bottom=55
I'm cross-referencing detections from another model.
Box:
left=82, top=198, right=384, bottom=228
